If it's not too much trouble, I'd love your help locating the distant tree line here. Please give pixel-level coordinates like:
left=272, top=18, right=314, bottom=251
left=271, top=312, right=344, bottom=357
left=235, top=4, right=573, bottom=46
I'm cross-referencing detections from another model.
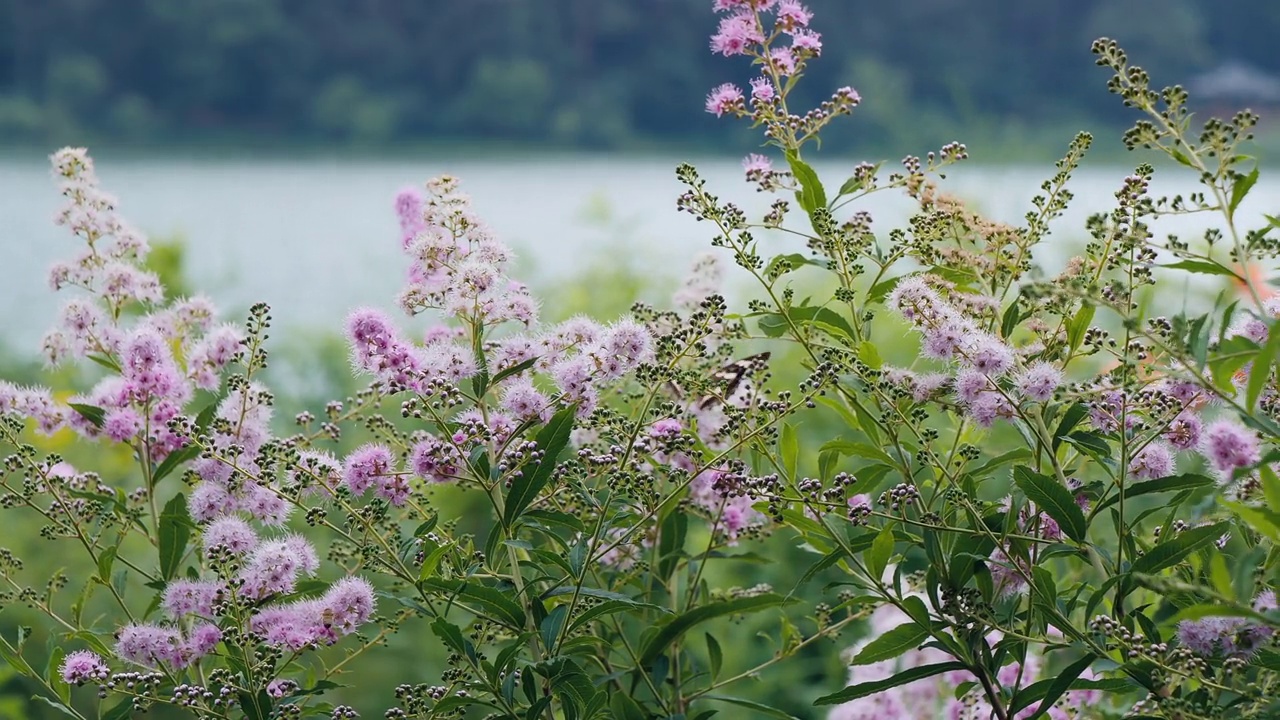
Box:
left=1, top=0, right=1277, bottom=154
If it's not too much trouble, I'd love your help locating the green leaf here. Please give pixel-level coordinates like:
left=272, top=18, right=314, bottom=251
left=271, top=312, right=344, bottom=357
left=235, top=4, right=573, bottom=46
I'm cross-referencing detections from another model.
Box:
left=96, top=546, right=117, bottom=582
left=85, top=353, right=121, bottom=372
left=417, top=540, right=453, bottom=582
left=1052, top=404, right=1089, bottom=452
left=0, top=635, right=34, bottom=676
left=542, top=586, right=667, bottom=608
left=656, top=510, right=688, bottom=582
left=68, top=403, right=105, bottom=429
left=568, top=599, right=668, bottom=633
left=814, top=662, right=967, bottom=705
left=1230, top=166, right=1260, bottom=216
left=46, top=646, right=70, bottom=705
left=430, top=617, right=475, bottom=659
left=638, top=594, right=791, bottom=665
left=1223, top=500, right=1280, bottom=541
left=867, top=276, right=902, bottom=305
left=1209, top=553, right=1235, bottom=601
left=820, top=440, right=895, bottom=466
left=420, top=578, right=527, bottom=630
left=1094, top=473, right=1214, bottom=512
left=857, top=341, right=882, bottom=370
left=1001, top=297, right=1023, bottom=339
left=609, top=694, right=648, bottom=720
left=539, top=605, right=568, bottom=651
left=151, top=444, right=199, bottom=487
left=1261, top=464, right=1280, bottom=513
left=765, top=252, right=825, bottom=279
left=1130, top=522, right=1229, bottom=574
left=1161, top=260, right=1241, bottom=278
left=1062, top=431, right=1110, bottom=460
left=29, top=695, right=79, bottom=719
left=784, top=150, right=827, bottom=217
left=1029, top=653, right=1096, bottom=718
left=849, top=622, right=928, bottom=665
left=488, top=357, right=540, bottom=390
left=835, top=163, right=881, bottom=197
left=866, top=526, right=894, bottom=582
left=158, top=493, right=191, bottom=580
left=194, top=402, right=218, bottom=433
left=706, top=633, right=723, bottom=680
left=1006, top=654, right=1098, bottom=716
left=704, top=695, right=802, bottom=719
left=1012, top=467, right=1087, bottom=543
left=101, top=698, right=135, bottom=720
left=1067, top=304, right=1095, bottom=353
left=780, top=423, right=799, bottom=480
left=503, top=407, right=575, bottom=527
left=1247, top=323, right=1280, bottom=410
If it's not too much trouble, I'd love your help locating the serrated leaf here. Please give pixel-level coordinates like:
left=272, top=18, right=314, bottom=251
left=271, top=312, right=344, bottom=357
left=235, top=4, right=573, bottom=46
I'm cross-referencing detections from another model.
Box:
left=1230, top=166, right=1260, bottom=216
left=85, top=353, right=121, bottom=372
left=68, top=403, right=105, bottom=429
left=704, top=695, right=802, bottom=719
left=539, top=605, right=568, bottom=651
left=814, top=662, right=967, bottom=705
left=1007, top=654, right=1098, bottom=717
left=1001, top=297, right=1023, bottom=339
left=420, top=578, right=527, bottom=630
left=1095, top=473, right=1214, bottom=512
left=1013, top=467, right=1087, bottom=543
left=1162, top=260, right=1240, bottom=278
left=101, top=698, right=135, bottom=720
left=1247, top=323, right=1280, bottom=410
left=638, top=594, right=791, bottom=665
left=784, top=150, right=827, bottom=218
left=29, top=695, right=79, bottom=719
left=849, top=622, right=928, bottom=665
left=1052, top=404, right=1088, bottom=452
left=706, top=633, right=723, bottom=680
left=151, top=444, right=199, bottom=487
left=609, top=694, right=647, bottom=720
left=1130, top=522, right=1229, bottom=574
left=503, top=407, right=575, bottom=527
left=866, top=526, right=894, bottom=582
left=489, top=356, right=540, bottom=389
left=158, top=493, right=191, bottom=580
left=1067, top=304, right=1095, bottom=352
left=46, top=646, right=70, bottom=705
left=780, top=423, right=799, bottom=480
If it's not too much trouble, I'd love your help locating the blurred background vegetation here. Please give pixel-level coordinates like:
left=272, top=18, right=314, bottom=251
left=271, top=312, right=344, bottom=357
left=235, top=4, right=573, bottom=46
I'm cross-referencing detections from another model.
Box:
left=3, top=0, right=1280, bottom=157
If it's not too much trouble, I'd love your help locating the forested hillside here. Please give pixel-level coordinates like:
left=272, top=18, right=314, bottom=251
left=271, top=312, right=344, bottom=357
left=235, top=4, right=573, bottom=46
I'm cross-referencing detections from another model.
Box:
left=2, top=0, right=1276, bottom=152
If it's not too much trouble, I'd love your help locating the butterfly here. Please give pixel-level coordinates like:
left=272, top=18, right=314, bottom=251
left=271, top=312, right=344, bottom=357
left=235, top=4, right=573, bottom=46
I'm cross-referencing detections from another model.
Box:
left=668, top=352, right=771, bottom=411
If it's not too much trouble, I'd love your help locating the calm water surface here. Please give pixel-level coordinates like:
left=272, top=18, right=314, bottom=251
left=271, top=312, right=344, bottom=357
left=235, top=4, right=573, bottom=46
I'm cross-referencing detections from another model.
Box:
left=1, top=154, right=1270, bottom=351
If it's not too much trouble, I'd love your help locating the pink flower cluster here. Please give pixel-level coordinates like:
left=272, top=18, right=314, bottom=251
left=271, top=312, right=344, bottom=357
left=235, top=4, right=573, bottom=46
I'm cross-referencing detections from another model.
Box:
left=343, top=443, right=414, bottom=505
left=1, top=150, right=244, bottom=454
left=46, top=148, right=159, bottom=313
left=59, top=650, right=110, bottom=685
left=887, top=277, right=1059, bottom=427
left=115, top=622, right=223, bottom=670
left=250, top=577, right=377, bottom=650
left=188, top=383, right=290, bottom=524
left=393, top=178, right=537, bottom=326
left=1177, top=589, right=1276, bottom=659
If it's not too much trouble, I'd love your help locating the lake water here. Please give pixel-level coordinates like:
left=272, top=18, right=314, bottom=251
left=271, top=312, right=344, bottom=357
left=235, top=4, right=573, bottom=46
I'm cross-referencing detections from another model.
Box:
left=0, top=153, right=1271, bottom=353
